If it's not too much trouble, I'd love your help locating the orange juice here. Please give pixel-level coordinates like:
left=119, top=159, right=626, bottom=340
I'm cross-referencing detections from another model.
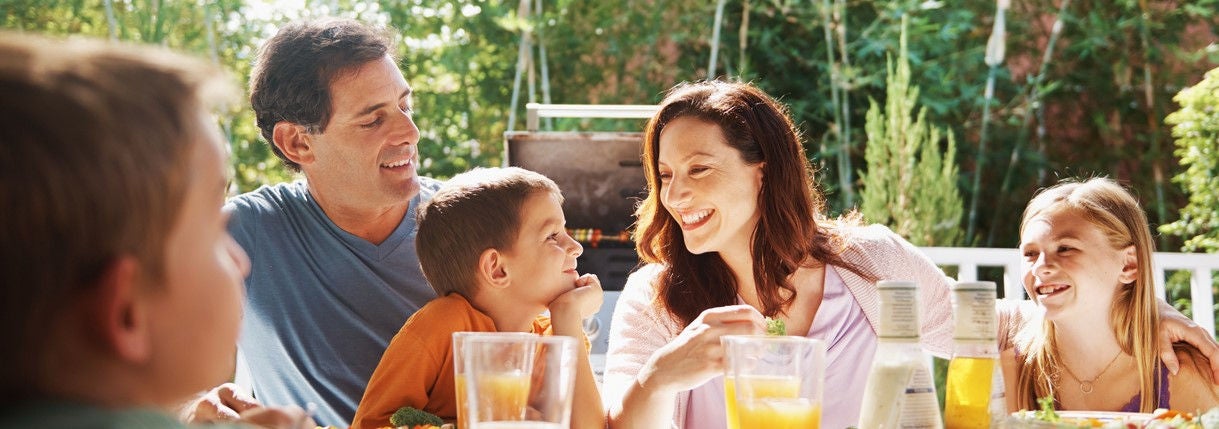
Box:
left=726, top=375, right=803, bottom=429
left=737, top=397, right=820, bottom=429
left=455, top=374, right=469, bottom=429
left=725, top=377, right=738, bottom=429
left=473, top=371, right=530, bottom=421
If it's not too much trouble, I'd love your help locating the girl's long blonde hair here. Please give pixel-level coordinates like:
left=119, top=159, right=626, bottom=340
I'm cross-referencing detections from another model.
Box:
left=1013, top=177, right=1161, bottom=412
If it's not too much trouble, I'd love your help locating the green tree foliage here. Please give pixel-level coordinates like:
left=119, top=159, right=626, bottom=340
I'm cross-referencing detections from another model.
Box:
left=380, top=0, right=520, bottom=176
left=539, top=1, right=711, bottom=121
left=4, top=0, right=1218, bottom=249
left=718, top=0, right=1219, bottom=248
left=1161, top=66, right=1219, bottom=253
left=860, top=18, right=963, bottom=247
left=0, top=0, right=299, bottom=192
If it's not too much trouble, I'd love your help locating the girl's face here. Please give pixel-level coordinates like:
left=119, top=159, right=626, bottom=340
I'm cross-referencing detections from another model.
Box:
left=1019, top=208, right=1137, bottom=323
left=656, top=116, right=765, bottom=256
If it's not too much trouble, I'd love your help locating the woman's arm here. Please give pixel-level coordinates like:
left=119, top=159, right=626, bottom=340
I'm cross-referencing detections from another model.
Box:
left=608, top=305, right=764, bottom=428
left=603, top=266, right=682, bottom=428
left=603, top=266, right=764, bottom=428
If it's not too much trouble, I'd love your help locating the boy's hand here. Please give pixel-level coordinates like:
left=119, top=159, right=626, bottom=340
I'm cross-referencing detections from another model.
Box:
left=548, top=273, right=604, bottom=336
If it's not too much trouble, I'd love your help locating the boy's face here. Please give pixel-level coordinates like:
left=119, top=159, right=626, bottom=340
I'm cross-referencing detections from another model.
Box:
left=500, top=191, right=583, bottom=308
left=145, top=115, right=250, bottom=401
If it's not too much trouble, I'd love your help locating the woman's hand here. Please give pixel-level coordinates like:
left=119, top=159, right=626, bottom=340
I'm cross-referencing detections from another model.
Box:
left=636, top=305, right=765, bottom=395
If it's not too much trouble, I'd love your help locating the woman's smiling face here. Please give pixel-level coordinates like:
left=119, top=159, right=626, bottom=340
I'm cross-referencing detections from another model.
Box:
left=656, top=116, right=765, bottom=256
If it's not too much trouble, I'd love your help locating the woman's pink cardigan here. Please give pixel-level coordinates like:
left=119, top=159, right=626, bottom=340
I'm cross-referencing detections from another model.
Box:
left=602, top=224, right=958, bottom=427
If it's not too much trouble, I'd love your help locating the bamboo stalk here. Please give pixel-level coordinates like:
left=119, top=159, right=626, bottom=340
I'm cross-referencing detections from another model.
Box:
left=103, top=0, right=117, bottom=41
left=834, top=0, right=854, bottom=207
left=819, top=0, right=846, bottom=208
left=535, top=0, right=553, bottom=130
left=1137, top=0, right=1169, bottom=248
left=967, top=0, right=1008, bottom=246
left=738, top=0, right=750, bottom=78
left=987, top=0, right=1072, bottom=247
left=709, top=0, right=727, bottom=78
left=506, top=0, right=533, bottom=131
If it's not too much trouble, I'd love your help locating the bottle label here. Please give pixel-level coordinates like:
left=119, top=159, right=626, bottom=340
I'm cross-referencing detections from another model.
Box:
left=900, top=364, right=945, bottom=428
left=878, top=280, right=919, bottom=340
left=952, top=282, right=996, bottom=344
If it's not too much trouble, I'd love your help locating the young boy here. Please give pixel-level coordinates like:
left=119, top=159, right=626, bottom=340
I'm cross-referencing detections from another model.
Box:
left=0, top=35, right=308, bottom=428
left=351, top=167, right=605, bottom=429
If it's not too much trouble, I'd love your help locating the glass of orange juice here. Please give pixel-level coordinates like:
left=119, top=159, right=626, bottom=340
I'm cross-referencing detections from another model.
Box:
left=721, top=335, right=825, bottom=429
left=452, top=332, right=536, bottom=429
left=460, top=333, right=576, bottom=429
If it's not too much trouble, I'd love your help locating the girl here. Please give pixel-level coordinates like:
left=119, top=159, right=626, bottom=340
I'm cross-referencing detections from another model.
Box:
left=1004, top=178, right=1219, bottom=412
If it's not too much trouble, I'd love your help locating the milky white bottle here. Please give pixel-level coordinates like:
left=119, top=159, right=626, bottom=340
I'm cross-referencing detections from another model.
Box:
left=857, top=280, right=944, bottom=429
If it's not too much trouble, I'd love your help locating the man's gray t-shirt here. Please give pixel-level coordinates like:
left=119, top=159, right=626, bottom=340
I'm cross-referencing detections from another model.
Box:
left=226, top=179, right=442, bottom=427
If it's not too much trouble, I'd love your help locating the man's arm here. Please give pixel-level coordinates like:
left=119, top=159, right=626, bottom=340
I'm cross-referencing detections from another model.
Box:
left=181, top=383, right=315, bottom=429
left=1157, top=299, right=1219, bottom=381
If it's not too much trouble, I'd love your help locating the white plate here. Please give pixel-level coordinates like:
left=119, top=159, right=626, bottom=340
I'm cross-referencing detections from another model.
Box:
left=1002, top=410, right=1155, bottom=428
left=1055, top=411, right=1154, bottom=421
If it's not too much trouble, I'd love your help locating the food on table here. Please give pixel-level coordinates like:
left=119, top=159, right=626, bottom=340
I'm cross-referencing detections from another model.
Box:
left=765, top=317, right=786, bottom=336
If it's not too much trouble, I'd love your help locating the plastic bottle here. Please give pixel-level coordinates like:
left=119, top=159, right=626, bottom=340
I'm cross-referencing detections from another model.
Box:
left=858, top=280, right=944, bottom=429
left=944, top=281, right=999, bottom=429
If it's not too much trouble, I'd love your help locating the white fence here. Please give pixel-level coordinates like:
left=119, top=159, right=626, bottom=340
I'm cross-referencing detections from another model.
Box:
left=586, top=247, right=1219, bottom=357
left=579, top=248, right=1219, bottom=380
left=922, top=247, right=1219, bottom=336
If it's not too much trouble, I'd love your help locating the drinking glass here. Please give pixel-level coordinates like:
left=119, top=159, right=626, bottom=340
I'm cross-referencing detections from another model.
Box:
left=452, top=332, right=536, bottom=429
left=461, top=333, right=576, bottom=429
left=722, top=335, right=826, bottom=429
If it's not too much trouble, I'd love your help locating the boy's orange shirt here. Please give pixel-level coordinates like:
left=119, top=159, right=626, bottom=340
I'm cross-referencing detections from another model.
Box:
left=351, top=293, right=552, bottom=429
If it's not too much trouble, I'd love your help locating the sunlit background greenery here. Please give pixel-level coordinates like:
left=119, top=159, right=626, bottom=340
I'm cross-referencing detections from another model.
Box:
left=5, top=0, right=1216, bottom=251
left=7, top=0, right=1219, bottom=411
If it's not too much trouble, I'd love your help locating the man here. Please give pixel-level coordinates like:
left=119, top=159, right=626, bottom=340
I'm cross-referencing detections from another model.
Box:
left=224, top=18, right=442, bottom=426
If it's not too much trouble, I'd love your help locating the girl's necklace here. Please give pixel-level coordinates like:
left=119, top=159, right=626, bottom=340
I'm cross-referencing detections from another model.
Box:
left=1059, top=350, right=1123, bottom=394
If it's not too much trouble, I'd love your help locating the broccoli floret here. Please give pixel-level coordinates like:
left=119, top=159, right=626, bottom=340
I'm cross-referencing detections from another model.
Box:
left=765, top=317, right=786, bottom=336
left=389, top=406, right=444, bottom=428
left=1033, top=396, right=1060, bottom=423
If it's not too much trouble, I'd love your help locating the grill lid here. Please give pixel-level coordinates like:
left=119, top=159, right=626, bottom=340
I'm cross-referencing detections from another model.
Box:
left=504, top=131, right=646, bottom=234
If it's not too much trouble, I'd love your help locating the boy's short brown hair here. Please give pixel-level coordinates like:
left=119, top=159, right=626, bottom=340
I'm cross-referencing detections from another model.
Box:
left=416, top=167, right=561, bottom=297
left=0, top=34, right=234, bottom=396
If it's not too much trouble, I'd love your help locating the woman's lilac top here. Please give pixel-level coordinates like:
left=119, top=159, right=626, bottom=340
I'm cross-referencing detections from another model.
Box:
left=683, top=267, right=879, bottom=429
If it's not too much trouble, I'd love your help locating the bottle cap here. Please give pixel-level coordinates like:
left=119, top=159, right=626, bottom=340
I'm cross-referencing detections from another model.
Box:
left=951, top=281, right=997, bottom=343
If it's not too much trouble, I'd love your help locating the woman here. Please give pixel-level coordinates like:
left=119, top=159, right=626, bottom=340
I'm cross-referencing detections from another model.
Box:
left=603, top=80, right=955, bottom=429
left=603, top=80, right=1219, bottom=429
left=1002, top=178, right=1219, bottom=412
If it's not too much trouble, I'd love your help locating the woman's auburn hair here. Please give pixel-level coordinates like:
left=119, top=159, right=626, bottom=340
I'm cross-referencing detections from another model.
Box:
left=1012, top=177, right=1162, bottom=412
left=633, top=80, right=869, bottom=327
